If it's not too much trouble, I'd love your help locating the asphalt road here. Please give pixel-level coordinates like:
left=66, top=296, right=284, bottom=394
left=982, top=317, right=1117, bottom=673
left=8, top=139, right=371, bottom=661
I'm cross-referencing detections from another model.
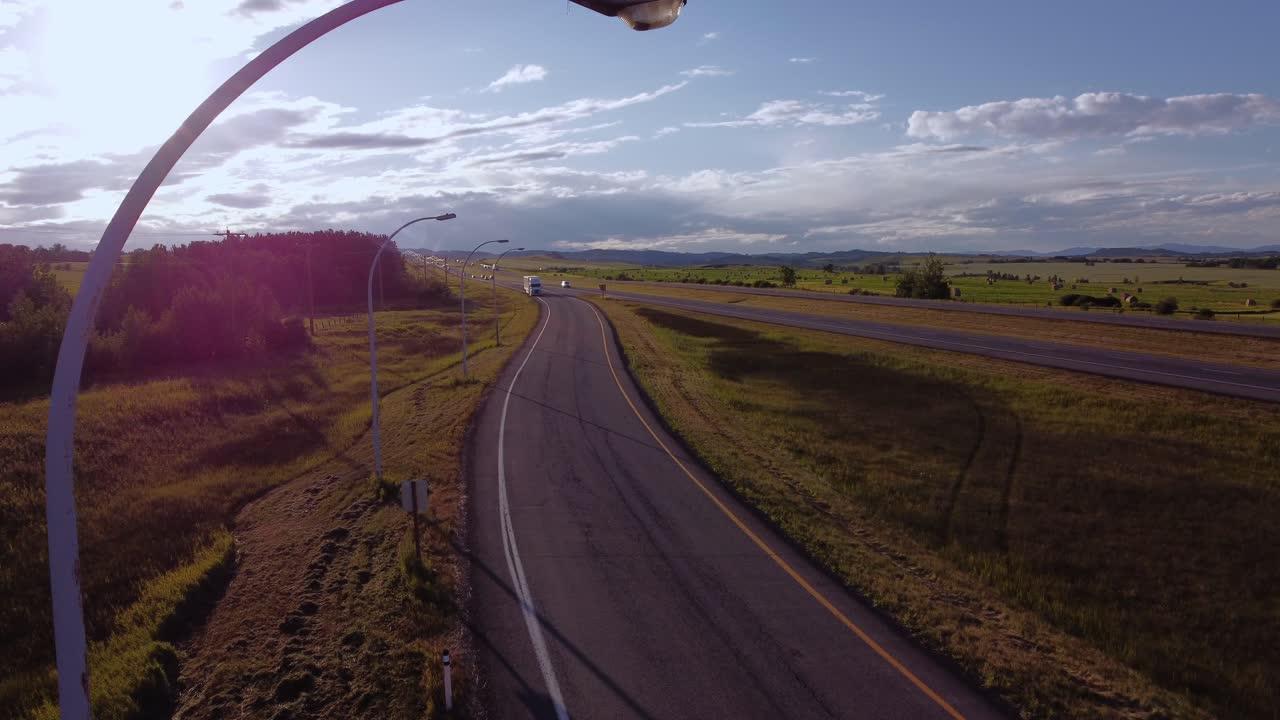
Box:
left=437, top=266, right=1280, bottom=401
left=566, top=277, right=1280, bottom=339
left=468, top=294, right=1008, bottom=720
left=550, top=285, right=1280, bottom=403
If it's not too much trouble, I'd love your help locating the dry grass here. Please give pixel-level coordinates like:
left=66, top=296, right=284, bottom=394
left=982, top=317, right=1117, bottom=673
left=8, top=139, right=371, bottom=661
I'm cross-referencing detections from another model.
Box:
left=595, top=297, right=1280, bottom=720
left=597, top=282, right=1280, bottom=370
left=0, top=287, right=535, bottom=719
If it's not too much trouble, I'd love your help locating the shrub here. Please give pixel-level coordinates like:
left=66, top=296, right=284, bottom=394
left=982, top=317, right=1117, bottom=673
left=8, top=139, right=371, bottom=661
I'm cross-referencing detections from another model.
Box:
left=895, top=254, right=951, bottom=300
left=1272, top=298, right=1280, bottom=310
left=1059, top=293, right=1082, bottom=306
left=1155, top=297, right=1179, bottom=315
left=1195, top=308, right=1216, bottom=320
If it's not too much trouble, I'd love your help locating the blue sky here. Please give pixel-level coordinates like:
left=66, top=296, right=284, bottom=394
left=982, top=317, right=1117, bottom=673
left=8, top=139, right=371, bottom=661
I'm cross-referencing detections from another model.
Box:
left=2, top=0, right=1279, bottom=252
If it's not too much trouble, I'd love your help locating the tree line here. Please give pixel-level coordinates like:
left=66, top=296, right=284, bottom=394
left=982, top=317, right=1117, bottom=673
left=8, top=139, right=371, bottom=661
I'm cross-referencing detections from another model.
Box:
left=0, top=231, right=447, bottom=397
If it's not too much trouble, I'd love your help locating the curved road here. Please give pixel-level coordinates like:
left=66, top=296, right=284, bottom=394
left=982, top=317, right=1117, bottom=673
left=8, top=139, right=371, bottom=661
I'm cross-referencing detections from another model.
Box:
left=468, top=295, right=1007, bottom=719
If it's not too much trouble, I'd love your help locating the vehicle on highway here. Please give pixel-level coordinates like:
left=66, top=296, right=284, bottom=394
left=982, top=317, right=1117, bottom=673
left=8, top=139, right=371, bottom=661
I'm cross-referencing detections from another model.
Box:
left=561, top=280, right=571, bottom=288
left=524, top=275, right=543, bottom=296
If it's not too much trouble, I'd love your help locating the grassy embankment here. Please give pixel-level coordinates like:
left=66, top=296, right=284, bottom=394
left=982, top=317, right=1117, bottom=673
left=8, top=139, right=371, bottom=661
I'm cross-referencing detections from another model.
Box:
left=580, top=282, right=1280, bottom=371
left=514, top=257, right=1280, bottom=318
left=1, top=287, right=535, bottom=719
left=595, top=297, right=1280, bottom=719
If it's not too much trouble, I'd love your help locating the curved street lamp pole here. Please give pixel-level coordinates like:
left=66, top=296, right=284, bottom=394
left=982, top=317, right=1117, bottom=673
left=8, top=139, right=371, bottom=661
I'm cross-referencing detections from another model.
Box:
left=39, top=3, right=406, bottom=716
left=460, top=239, right=508, bottom=378
left=38, top=2, right=683, bottom=715
left=492, top=246, right=524, bottom=346
left=368, top=213, right=455, bottom=482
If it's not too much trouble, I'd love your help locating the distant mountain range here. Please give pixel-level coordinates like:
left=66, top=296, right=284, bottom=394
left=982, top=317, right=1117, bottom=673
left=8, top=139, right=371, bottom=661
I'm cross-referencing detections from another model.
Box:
left=993, top=243, right=1280, bottom=258
left=417, top=243, right=1280, bottom=268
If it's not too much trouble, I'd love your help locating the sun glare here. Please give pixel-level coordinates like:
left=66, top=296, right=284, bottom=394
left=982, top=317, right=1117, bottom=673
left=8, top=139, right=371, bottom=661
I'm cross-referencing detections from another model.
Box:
left=36, top=3, right=217, bottom=153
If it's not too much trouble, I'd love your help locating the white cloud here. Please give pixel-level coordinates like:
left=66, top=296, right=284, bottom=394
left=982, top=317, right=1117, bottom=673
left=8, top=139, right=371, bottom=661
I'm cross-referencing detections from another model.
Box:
left=698, top=31, right=720, bottom=44
left=680, top=65, right=734, bottom=78
left=821, top=90, right=884, bottom=102
left=485, top=64, right=549, bottom=93
left=654, top=126, right=680, bottom=138
left=789, top=57, right=816, bottom=64
left=908, top=92, right=1280, bottom=141
left=688, top=99, right=880, bottom=128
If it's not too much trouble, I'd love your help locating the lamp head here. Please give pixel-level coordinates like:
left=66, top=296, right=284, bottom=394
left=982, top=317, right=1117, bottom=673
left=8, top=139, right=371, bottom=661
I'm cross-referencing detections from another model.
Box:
left=570, top=0, right=687, bottom=31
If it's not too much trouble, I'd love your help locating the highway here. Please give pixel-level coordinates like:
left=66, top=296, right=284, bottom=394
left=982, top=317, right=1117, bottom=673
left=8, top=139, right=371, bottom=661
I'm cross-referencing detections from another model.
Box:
left=548, top=285, right=1280, bottom=402
left=467, top=294, right=1008, bottom=719
left=435, top=263, right=1280, bottom=400
left=566, top=277, right=1280, bottom=339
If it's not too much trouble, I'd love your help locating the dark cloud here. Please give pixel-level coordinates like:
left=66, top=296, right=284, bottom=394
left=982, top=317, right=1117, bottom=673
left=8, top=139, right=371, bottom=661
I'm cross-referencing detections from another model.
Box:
left=233, top=0, right=301, bottom=17
left=289, top=132, right=432, bottom=150
left=207, top=187, right=273, bottom=209
left=0, top=159, right=133, bottom=206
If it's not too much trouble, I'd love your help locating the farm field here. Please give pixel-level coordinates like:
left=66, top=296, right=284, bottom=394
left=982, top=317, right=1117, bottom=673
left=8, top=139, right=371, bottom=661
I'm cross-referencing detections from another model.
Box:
left=595, top=296, right=1280, bottom=719
left=509, top=256, right=1280, bottom=319
left=0, top=290, right=535, bottom=719
left=50, top=260, right=88, bottom=294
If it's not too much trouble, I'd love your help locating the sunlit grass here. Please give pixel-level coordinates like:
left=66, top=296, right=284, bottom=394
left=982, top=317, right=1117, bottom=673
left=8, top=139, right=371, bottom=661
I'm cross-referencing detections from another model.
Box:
left=599, top=297, right=1279, bottom=719
left=0, top=287, right=534, bottom=719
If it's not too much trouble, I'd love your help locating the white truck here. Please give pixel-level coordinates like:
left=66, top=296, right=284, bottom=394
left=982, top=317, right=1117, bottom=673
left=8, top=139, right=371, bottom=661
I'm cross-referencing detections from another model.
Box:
left=523, top=275, right=543, bottom=296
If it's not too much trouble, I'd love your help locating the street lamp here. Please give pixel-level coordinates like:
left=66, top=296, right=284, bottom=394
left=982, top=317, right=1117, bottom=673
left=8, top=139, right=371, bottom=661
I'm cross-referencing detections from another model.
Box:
left=570, top=0, right=687, bottom=31
left=460, top=239, right=508, bottom=379
left=492, top=246, right=525, bottom=346
left=38, top=1, right=688, bottom=715
left=368, top=213, right=455, bottom=483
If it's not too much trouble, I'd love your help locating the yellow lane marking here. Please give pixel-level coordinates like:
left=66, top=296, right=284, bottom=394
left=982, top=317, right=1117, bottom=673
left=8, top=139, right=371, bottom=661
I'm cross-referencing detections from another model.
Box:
left=582, top=299, right=967, bottom=720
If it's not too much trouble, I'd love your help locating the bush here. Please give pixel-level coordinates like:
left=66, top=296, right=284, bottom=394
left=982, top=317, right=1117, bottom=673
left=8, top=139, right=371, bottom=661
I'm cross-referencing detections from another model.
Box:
left=1061, top=293, right=1120, bottom=308
left=1155, top=297, right=1179, bottom=315
left=1272, top=298, right=1280, bottom=310
left=895, top=254, right=951, bottom=300
left=1195, top=308, right=1216, bottom=320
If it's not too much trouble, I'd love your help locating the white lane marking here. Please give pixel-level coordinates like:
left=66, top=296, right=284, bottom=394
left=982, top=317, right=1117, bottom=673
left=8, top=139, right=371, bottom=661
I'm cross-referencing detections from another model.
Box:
left=498, top=296, right=570, bottom=720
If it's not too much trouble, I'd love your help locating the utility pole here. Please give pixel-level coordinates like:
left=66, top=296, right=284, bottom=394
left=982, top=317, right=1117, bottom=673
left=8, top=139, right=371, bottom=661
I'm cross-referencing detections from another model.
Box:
left=305, top=241, right=316, bottom=336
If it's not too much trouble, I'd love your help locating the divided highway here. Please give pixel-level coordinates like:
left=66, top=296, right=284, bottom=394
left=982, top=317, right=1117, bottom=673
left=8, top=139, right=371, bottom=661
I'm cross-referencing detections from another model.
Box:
left=554, top=286, right=1280, bottom=402
left=468, top=294, right=1007, bottom=719
left=442, top=264, right=1280, bottom=400
left=576, top=278, right=1280, bottom=339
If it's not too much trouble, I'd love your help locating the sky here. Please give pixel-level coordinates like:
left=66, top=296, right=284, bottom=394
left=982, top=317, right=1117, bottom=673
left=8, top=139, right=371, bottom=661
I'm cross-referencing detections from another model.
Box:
left=2, top=0, right=1280, bottom=253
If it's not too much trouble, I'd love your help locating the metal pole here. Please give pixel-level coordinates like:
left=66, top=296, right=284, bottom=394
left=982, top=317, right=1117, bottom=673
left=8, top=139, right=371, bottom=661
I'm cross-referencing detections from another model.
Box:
left=368, top=239, right=388, bottom=482
left=306, top=242, right=316, bottom=336
left=491, top=247, right=523, bottom=347
left=41, top=4, right=406, bottom=716
left=366, top=214, right=455, bottom=483
left=409, top=480, right=422, bottom=564
left=460, top=239, right=507, bottom=379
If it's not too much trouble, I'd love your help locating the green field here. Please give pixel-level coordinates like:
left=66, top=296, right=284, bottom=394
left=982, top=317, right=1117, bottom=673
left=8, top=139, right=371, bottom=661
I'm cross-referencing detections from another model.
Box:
left=49, top=261, right=88, bottom=294
left=1, top=289, right=534, bottom=719
left=598, top=297, right=1280, bottom=719
left=508, top=255, right=1280, bottom=318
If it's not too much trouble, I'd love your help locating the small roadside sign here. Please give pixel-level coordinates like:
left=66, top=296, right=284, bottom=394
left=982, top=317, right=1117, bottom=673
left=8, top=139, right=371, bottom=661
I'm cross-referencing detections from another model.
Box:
left=599, top=283, right=606, bottom=296
left=400, top=479, right=428, bottom=514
